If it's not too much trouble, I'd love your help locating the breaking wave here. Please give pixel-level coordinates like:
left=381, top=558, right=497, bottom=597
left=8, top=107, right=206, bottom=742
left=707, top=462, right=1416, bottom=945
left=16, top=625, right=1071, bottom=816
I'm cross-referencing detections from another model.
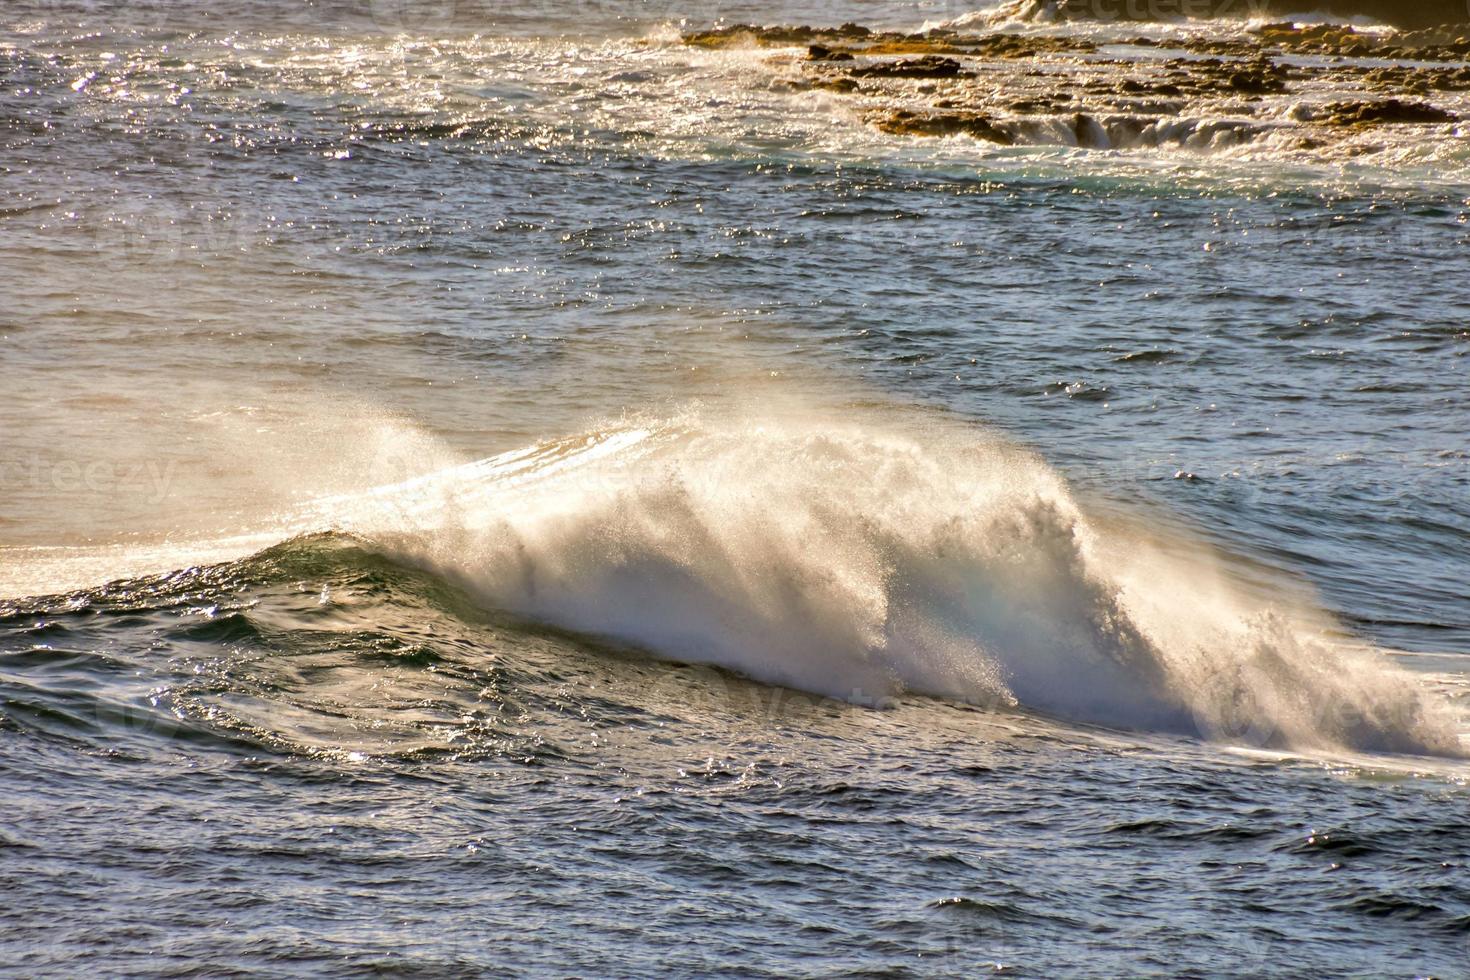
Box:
left=304, top=400, right=1463, bottom=757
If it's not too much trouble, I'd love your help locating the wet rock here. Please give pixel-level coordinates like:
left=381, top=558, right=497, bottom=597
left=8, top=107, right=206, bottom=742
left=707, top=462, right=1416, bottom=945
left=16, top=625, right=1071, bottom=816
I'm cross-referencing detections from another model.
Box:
left=1256, top=23, right=1365, bottom=49
left=683, top=25, right=1093, bottom=58
left=684, top=26, right=756, bottom=48
left=1072, top=113, right=1109, bottom=148
left=962, top=33, right=1097, bottom=56
left=869, top=109, right=1013, bottom=143
left=1226, top=70, right=1287, bottom=95
left=1008, top=97, right=1065, bottom=112
left=848, top=56, right=966, bottom=80
left=685, top=24, right=820, bottom=47
left=855, top=38, right=967, bottom=55
left=807, top=45, right=854, bottom=62
left=1254, top=20, right=1470, bottom=61
left=1318, top=99, right=1459, bottom=125
left=811, top=76, right=859, bottom=93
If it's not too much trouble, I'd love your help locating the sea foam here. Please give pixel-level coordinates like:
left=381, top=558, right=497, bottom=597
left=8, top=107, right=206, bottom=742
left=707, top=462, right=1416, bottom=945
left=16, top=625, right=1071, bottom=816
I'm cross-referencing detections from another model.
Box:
left=321, top=398, right=1465, bottom=757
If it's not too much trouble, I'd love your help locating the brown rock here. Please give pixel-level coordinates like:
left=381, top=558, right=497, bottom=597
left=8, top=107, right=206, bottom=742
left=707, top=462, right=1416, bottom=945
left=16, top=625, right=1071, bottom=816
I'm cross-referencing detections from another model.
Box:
left=870, top=109, right=1013, bottom=143
left=848, top=56, right=967, bottom=80
left=807, top=45, right=854, bottom=62
left=1319, top=99, right=1459, bottom=125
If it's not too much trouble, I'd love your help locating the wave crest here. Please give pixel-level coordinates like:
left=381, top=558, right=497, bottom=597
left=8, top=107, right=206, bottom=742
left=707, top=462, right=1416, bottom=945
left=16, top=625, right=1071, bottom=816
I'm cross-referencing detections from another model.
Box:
left=328, top=403, right=1463, bottom=756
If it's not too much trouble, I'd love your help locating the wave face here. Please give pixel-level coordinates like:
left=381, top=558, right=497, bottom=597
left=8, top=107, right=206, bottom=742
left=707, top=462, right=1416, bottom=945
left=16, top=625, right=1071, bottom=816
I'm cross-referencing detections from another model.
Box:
left=315, top=402, right=1462, bottom=757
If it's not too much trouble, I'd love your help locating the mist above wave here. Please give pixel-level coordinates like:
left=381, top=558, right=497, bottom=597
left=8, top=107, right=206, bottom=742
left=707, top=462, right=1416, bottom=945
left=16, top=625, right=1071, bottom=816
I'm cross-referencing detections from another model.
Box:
left=318, top=398, right=1463, bottom=757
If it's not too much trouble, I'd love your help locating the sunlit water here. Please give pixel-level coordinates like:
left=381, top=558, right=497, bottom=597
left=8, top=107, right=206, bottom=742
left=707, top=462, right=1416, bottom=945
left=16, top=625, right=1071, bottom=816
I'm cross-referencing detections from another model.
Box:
left=2, top=0, right=1469, bottom=974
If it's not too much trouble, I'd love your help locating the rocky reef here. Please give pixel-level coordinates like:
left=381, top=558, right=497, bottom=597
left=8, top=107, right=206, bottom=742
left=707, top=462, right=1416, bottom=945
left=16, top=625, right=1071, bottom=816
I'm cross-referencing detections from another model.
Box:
left=681, top=21, right=1469, bottom=156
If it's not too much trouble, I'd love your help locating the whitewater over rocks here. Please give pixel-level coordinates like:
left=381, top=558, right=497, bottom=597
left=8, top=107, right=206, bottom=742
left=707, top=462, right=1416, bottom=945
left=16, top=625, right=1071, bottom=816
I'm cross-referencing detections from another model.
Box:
left=683, top=17, right=1470, bottom=158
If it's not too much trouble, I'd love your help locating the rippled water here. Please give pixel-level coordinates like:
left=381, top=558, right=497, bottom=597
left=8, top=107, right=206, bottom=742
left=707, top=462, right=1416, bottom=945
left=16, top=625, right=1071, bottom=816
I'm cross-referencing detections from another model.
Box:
left=3, top=0, right=1469, bottom=974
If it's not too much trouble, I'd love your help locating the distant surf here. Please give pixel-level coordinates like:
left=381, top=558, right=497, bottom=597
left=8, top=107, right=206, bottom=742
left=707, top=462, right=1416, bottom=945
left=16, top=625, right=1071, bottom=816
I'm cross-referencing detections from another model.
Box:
left=972, top=0, right=1466, bottom=30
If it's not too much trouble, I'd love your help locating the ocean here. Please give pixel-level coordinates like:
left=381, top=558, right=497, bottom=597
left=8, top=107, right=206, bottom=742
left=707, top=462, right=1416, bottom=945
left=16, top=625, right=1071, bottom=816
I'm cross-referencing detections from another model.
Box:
left=2, top=0, right=1468, bottom=974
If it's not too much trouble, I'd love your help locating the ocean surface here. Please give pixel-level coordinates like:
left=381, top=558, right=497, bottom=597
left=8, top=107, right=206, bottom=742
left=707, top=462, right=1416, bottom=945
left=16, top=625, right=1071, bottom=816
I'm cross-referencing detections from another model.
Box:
left=2, top=0, right=1469, bottom=975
